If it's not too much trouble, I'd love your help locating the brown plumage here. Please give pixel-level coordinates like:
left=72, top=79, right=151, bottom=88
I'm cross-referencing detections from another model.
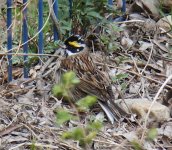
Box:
left=61, top=35, right=127, bottom=124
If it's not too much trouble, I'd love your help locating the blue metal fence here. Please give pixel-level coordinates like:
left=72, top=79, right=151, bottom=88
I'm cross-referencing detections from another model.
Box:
left=7, top=0, right=13, bottom=81
left=6, top=0, right=126, bottom=82
left=53, top=0, right=58, bottom=41
left=22, top=0, right=28, bottom=78
left=38, top=0, right=44, bottom=65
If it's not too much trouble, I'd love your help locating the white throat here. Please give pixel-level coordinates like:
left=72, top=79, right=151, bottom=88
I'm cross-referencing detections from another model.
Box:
left=66, top=50, right=78, bottom=56
left=66, top=43, right=86, bottom=56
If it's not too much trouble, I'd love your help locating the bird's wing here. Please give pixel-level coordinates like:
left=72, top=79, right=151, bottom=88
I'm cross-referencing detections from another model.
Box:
left=78, top=71, right=111, bottom=101
left=61, top=52, right=128, bottom=123
left=62, top=52, right=113, bottom=101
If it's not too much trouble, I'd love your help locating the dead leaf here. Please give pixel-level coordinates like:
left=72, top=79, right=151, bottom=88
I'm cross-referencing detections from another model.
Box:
left=119, top=98, right=170, bottom=122
left=139, top=41, right=153, bottom=51
left=157, top=15, right=172, bottom=31
left=0, top=123, right=23, bottom=137
left=163, top=123, right=172, bottom=138
left=122, top=131, right=138, bottom=142
left=17, top=87, right=35, bottom=105
left=129, top=82, right=141, bottom=94
left=129, top=0, right=160, bottom=18
left=0, top=0, right=6, bottom=9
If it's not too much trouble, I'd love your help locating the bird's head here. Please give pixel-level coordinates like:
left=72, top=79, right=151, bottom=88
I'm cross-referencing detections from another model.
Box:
left=64, top=35, right=86, bottom=56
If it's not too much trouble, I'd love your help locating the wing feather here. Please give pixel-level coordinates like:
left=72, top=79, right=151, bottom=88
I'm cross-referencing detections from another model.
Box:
left=61, top=50, right=127, bottom=123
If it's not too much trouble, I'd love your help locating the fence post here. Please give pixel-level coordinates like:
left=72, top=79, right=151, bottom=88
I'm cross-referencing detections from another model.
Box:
left=22, top=0, right=28, bottom=78
left=108, top=0, right=113, bottom=5
left=121, top=0, right=126, bottom=13
left=7, top=0, right=13, bottom=81
left=53, top=0, right=58, bottom=41
left=38, top=0, right=44, bottom=63
left=69, top=0, right=72, bottom=18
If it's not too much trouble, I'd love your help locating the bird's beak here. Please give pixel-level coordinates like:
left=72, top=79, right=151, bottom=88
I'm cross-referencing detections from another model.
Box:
left=68, top=41, right=81, bottom=48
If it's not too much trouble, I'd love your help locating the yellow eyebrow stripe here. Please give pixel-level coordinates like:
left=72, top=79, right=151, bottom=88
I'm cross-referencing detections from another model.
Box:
left=68, top=41, right=81, bottom=48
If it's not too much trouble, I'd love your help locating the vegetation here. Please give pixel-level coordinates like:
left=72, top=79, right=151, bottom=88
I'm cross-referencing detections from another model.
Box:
left=3, top=0, right=121, bottom=66
left=0, top=0, right=171, bottom=149
left=52, top=71, right=102, bottom=148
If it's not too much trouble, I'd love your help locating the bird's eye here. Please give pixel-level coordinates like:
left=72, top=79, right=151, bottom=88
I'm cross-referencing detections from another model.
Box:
left=77, top=49, right=79, bottom=52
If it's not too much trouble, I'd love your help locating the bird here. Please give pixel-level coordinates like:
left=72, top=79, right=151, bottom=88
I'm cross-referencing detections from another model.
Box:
left=60, top=35, right=127, bottom=124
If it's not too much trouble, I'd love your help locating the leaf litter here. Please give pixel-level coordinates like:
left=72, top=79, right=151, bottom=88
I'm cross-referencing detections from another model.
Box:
left=0, top=1, right=172, bottom=149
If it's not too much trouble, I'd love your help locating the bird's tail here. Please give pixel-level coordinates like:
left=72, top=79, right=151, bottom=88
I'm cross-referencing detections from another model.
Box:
left=98, top=100, right=128, bottom=124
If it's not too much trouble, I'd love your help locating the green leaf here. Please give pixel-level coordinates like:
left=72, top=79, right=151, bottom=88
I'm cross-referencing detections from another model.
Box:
left=108, top=42, right=117, bottom=51
left=87, top=11, right=103, bottom=19
left=52, top=84, right=63, bottom=97
left=62, top=131, right=73, bottom=139
left=72, top=128, right=85, bottom=140
left=52, top=71, right=80, bottom=98
left=30, top=140, right=36, bottom=150
left=71, top=79, right=80, bottom=84
left=85, top=131, right=97, bottom=144
left=56, top=109, right=73, bottom=125
left=147, top=128, right=158, bottom=141
left=112, top=73, right=128, bottom=82
left=62, top=71, right=80, bottom=86
left=12, top=56, right=23, bottom=65
left=62, top=127, right=85, bottom=140
left=100, top=35, right=109, bottom=44
left=131, top=140, right=142, bottom=150
left=121, top=83, right=127, bottom=90
left=76, top=96, right=97, bottom=111
left=87, top=121, right=102, bottom=131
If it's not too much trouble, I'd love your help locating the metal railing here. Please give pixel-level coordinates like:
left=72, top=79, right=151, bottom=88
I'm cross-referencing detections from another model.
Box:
left=6, top=0, right=125, bottom=82
left=7, top=0, right=61, bottom=81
